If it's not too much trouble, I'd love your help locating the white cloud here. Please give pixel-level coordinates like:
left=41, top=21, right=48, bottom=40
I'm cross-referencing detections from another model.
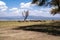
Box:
left=29, top=7, right=60, bottom=17
left=0, top=8, right=20, bottom=17
left=9, top=8, right=22, bottom=16
left=20, top=2, right=36, bottom=9
left=0, top=1, right=8, bottom=17
left=20, top=2, right=57, bottom=17
left=0, top=1, right=6, bottom=5
left=10, top=8, right=19, bottom=13
left=20, top=2, right=31, bottom=9
left=0, top=1, right=8, bottom=12
left=0, top=1, right=59, bottom=17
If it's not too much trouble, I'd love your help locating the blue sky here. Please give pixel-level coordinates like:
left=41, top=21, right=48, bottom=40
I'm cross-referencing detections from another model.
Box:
left=0, top=0, right=32, bottom=8
left=0, top=0, right=60, bottom=17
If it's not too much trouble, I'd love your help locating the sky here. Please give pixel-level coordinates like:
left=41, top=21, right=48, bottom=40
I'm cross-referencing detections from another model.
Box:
left=0, top=0, right=60, bottom=17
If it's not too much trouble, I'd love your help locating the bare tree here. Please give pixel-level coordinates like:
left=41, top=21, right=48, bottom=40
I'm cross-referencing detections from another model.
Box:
left=22, top=10, right=29, bottom=21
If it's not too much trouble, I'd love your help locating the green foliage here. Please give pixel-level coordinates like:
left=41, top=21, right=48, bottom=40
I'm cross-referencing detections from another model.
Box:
left=32, top=0, right=60, bottom=15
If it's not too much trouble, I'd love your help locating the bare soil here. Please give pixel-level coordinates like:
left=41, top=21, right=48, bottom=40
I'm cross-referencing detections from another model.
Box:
left=0, top=21, right=60, bottom=40
left=0, top=27, right=60, bottom=40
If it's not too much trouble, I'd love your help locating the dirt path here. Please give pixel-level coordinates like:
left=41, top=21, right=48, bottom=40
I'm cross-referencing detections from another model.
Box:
left=0, top=28, right=60, bottom=40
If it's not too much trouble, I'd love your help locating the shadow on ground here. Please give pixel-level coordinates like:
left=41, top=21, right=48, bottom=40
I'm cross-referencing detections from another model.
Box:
left=12, top=24, right=60, bottom=36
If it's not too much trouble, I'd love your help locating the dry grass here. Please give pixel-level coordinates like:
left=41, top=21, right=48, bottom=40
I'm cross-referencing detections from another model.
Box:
left=0, top=21, right=41, bottom=28
left=0, top=20, right=60, bottom=40
left=0, top=20, right=60, bottom=29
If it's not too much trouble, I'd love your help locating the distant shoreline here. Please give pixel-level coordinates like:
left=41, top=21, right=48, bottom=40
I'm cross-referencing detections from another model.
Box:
left=0, top=20, right=60, bottom=22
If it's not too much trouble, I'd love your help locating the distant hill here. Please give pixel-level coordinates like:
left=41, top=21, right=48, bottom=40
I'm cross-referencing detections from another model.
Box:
left=0, top=16, right=60, bottom=21
left=28, top=16, right=60, bottom=20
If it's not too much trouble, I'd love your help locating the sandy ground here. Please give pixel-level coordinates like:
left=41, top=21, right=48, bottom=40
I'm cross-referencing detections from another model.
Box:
left=0, top=27, right=60, bottom=40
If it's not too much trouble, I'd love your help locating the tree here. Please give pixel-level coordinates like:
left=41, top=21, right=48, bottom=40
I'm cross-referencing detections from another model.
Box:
left=32, top=0, right=60, bottom=15
left=22, top=10, right=29, bottom=21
